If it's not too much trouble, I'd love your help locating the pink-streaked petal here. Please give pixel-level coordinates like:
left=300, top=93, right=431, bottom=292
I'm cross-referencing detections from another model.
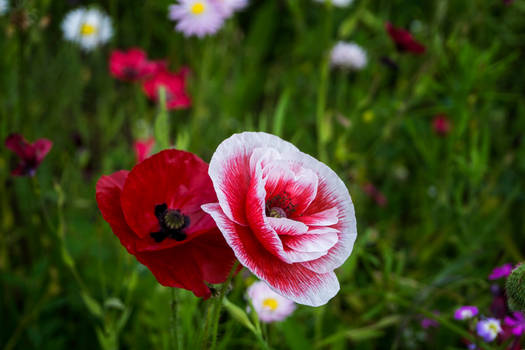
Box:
left=282, top=232, right=338, bottom=253
left=288, top=152, right=357, bottom=274
left=208, top=132, right=300, bottom=226
left=263, top=160, right=319, bottom=216
left=202, top=203, right=340, bottom=306
left=267, top=217, right=308, bottom=236
left=296, top=207, right=339, bottom=226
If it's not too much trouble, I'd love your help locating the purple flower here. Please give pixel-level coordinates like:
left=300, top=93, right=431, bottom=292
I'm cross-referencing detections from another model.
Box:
left=489, top=264, right=513, bottom=280
left=476, top=318, right=502, bottom=342
left=454, top=306, right=479, bottom=320
left=421, top=311, right=440, bottom=329
left=504, top=312, right=525, bottom=336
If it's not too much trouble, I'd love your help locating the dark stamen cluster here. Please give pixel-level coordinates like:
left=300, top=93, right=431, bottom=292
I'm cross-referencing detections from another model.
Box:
left=265, top=191, right=296, bottom=218
left=150, top=203, right=190, bottom=243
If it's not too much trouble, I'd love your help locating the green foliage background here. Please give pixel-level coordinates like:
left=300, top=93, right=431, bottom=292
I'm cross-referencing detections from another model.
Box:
left=1, top=0, right=525, bottom=349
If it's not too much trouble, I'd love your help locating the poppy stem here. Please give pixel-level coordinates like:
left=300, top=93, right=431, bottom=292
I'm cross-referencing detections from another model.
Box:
left=170, top=288, right=183, bottom=350
left=208, top=261, right=239, bottom=350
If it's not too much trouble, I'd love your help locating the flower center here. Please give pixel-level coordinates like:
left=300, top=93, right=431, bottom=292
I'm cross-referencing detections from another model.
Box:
left=80, top=23, right=97, bottom=36
left=488, top=323, right=499, bottom=334
left=461, top=310, right=472, bottom=319
left=150, top=203, right=190, bottom=243
left=190, top=2, right=205, bottom=15
left=262, top=298, right=279, bottom=311
left=265, top=191, right=296, bottom=218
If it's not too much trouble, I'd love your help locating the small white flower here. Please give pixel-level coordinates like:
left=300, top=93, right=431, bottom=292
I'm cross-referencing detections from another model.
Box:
left=314, top=0, right=354, bottom=8
left=61, top=8, right=113, bottom=51
left=0, top=0, right=8, bottom=15
left=330, top=41, right=367, bottom=70
left=247, top=281, right=296, bottom=323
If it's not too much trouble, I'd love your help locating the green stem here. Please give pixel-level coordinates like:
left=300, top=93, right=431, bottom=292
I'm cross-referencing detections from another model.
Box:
left=170, top=288, right=183, bottom=350
left=209, top=261, right=239, bottom=350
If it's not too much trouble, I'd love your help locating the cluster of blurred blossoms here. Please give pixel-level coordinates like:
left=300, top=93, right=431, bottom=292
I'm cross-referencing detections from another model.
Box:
left=168, top=0, right=248, bottom=38
left=421, top=263, right=525, bottom=349
left=109, top=48, right=191, bottom=111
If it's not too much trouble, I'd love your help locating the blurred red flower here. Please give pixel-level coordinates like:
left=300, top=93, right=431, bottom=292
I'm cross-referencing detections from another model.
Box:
left=385, top=22, right=426, bottom=55
left=5, top=133, right=52, bottom=176
left=362, top=183, right=387, bottom=207
left=142, top=68, right=191, bottom=110
left=432, top=114, right=451, bottom=136
left=109, top=48, right=166, bottom=82
left=133, top=138, right=155, bottom=163
left=96, top=150, right=236, bottom=298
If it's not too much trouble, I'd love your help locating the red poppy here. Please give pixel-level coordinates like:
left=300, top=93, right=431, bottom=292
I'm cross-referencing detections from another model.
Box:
left=109, top=48, right=166, bottom=82
left=96, top=150, right=236, bottom=298
left=5, top=133, right=52, bottom=176
left=385, top=22, right=426, bottom=54
left=202, top=132, right=357, bottom=306
left=142, top=69, right=191, bottom=110
left=133, top=138, right=155, bottom=163
left=432, top=114, right=451, bottom=136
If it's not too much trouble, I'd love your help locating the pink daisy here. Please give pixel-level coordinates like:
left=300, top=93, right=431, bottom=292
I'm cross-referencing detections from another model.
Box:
left=168, top=0, right=225, bottom=38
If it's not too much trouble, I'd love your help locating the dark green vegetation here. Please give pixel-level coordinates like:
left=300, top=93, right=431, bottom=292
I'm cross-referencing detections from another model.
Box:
left=1, top=0, right=525, bottom=349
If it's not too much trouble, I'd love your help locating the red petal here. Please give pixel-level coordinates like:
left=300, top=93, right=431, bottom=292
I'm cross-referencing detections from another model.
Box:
left=202, top=204, right=339, bottom=306
left=5, top=133, right=33, bottom=159
left=33, top=139, right=53, bottom=163
left=120, top=150, right=217, bottom=245
left=95, top=170, right=137, bottom=254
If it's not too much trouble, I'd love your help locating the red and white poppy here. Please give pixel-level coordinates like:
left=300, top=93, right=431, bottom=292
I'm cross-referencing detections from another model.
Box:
left=202, top=132, right=357, bottom=306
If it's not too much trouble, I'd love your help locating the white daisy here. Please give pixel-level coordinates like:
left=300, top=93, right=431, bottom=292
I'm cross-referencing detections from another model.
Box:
left=314, top=0, right=354, bottom=8
left=0, top=0, right=8, bottom=15
left=61, top=8, right=113, bottom=51
left=330, top=41, right=367, bottom=70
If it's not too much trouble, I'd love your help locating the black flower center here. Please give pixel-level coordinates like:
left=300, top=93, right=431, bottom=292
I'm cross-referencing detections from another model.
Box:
left=265, top=191, right=296, bottom=218
left=150, top=203, right=190, bottom=243
left=123, top=67, right=139, bottom=80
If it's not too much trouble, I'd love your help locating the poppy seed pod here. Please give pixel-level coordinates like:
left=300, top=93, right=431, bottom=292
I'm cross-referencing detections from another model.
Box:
left=506, top=264, right=525, bottom=312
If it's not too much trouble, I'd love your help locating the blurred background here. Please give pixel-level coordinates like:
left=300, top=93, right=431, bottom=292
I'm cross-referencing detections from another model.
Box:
left=1, top=0, right=525, bottom=349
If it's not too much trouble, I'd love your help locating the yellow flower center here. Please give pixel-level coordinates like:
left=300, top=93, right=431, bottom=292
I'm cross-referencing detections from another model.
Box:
left=488, top=324, right=499, bottom=333
left=190, top=2, right=205, bottom=15
left=262, top=298, right=279, bottom=311
left=80, top=23, right=97, bottom=36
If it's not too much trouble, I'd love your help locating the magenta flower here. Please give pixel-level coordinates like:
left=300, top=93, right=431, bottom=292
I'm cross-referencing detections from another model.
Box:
left=489, top=263, right=513, bottom=280
left=432, top=114, right=451, bottom=136
left=5, top=133, right=52, bottom=176
left=454, top=306, right=478, bottom=320
left=504, top=312, right=525, bottom=336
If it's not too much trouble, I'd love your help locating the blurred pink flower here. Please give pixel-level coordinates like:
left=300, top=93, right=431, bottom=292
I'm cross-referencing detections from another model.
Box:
left=432, top=114, right=451, bottom=136
left=247, top=281, right=296, bottom=323
left=142, top=68, right=191, bottom=110
left=504, top=312, right=525, bottom=336
left=489, top=264, right=513, bottom=280
left=109, top=48, right=166, bottom=82
left=363, top=183, right=387, bottom=207
left=5, top=133, right=52, bottom=176
left=454, top=306, right=479, bottom=320
left=385, top=22, right=426, bottom=55
left=168, top=0, right=225, bottom=38
left=134, top=138, right=155, bottom=163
